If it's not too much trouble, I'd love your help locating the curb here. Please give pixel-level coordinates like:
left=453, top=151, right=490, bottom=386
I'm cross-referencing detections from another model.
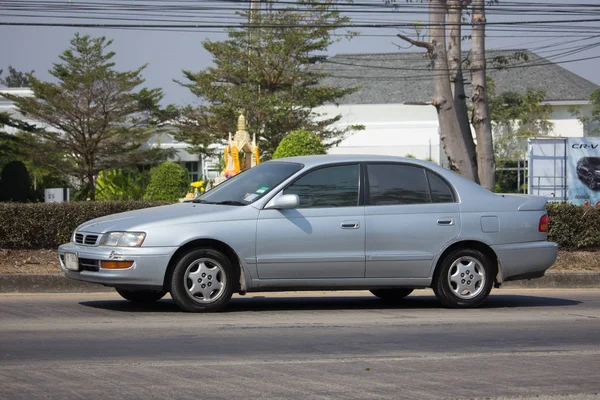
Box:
left=1, top=272, right=600, bottom=293
left=0, top=274, right=114, bottom=293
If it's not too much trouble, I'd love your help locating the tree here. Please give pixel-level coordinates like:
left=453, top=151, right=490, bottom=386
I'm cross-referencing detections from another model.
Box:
left=0, top=160, right=32, bottom=202
left=397, top=0, right=478, bottom=182
left=177, top=0, right=363, bottom=159
left=446, top=0, right=478, bottom=179
left=470, top=0, right=496, bottom=190
left=144, top=162, right=189, bottom=202
left=272, top=130, right=326, bottom=159
left=0, top=66, right=34, bottom=87
left=488, top=79, right=554, bottom=160
left=570, top=88, right=600, bottom=136
left=2, top=34, right=171, bottom=200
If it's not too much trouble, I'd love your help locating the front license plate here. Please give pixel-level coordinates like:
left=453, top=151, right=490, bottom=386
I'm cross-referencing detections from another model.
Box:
left=64, top=253, right=79, bottom=271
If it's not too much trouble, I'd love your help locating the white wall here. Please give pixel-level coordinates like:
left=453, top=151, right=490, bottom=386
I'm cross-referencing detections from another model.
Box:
left=316, top=103, right=441, bottom=162
left=316, top=102, right=591, bottom=164
left=547, top=104, right=591, bottom=138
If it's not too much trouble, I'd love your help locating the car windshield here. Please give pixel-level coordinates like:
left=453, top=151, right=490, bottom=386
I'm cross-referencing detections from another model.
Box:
left=194, top=162, right=303, bottom=205
left=589, top=158, right=600, bottom=167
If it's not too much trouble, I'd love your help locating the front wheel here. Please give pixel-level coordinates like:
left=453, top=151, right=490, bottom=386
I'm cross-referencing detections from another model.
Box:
left=169, top=248, right=235, bottom=312
left=370, top=288, right=414, bottom=302
left=587, top=174, right=597, bottom=190
left=433, top=248, right=494, bottom=308
left=116, top=288, right=167, bottom=304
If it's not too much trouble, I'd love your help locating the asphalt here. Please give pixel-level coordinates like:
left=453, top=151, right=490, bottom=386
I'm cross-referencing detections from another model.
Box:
left=1, top=271, right=600, bottom=293
left=1, top=289, right=599, bottom=399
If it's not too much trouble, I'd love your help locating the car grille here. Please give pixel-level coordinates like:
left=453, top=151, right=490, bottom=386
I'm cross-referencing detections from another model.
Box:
left=79, top=258, right=100, bottom=272
left=74, top=233, right=100, bottom=246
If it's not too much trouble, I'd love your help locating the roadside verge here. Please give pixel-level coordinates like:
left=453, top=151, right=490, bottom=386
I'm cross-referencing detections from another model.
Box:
left=1, top=272, right=600, bottom=293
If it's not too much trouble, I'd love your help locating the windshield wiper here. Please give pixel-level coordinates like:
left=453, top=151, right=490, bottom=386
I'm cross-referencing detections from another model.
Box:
left=212, top=200, right=247, bottom=206
left=191, top=199, right=247, bottom=206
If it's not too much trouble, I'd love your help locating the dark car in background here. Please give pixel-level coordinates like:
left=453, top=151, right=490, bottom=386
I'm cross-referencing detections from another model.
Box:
left=577, top=157, right=600, bottom=190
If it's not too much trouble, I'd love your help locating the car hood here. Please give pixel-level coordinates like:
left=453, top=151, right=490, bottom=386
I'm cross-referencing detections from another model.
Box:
left=77, top=203, right=256, bottom=233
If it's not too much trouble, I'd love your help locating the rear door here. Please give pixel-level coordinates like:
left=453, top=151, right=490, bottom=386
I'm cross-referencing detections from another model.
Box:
left=364, top=163, right=461, bottom=278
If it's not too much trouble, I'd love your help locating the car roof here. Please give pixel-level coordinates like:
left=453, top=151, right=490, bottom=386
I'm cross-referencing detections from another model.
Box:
left=269, top=154, right=438, bottom=169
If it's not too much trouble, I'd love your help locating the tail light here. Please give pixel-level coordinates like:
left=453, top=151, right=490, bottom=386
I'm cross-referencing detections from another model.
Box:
left=539, top=214, right=549, bottom=232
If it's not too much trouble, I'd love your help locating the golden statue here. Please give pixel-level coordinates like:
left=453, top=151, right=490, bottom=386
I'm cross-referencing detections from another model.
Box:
left=215, top=114, right=260, bottom=184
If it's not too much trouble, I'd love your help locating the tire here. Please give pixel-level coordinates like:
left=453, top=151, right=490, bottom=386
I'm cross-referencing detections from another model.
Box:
left=432, top=248, right=494, bottom=308
left=169, top=248, right=235, bottom=312
left=116, top=288, right=167, bottom=304
left=587, top=174, right=597, bottom=190
left=370, top=288, right=414, bottom=302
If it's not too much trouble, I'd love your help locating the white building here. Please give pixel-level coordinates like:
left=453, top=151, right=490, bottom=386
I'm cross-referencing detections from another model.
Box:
left=316, top=50, right=598, bottom=164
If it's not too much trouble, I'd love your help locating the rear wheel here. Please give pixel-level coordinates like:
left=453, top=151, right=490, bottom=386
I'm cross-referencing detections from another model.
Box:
left=169, top=248, right=234, bottom=312
left=433, top=248, right=494, bottom=308
left=116, top=288, right=167, bottom=304
left=370, top=288, right=414, bottom=302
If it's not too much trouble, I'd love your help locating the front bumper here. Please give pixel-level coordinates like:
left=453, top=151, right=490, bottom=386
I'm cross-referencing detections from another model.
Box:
left=492, top=241, right=558, bottom=282
left=58, top=242, right=179, bottom=289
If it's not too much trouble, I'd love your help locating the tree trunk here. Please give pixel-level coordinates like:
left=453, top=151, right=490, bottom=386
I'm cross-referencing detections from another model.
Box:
left=447, top=0, right=478, bottom=182
left=430, top=0, right=478, bottom=181
left=471, top=0, right=496, bottom=191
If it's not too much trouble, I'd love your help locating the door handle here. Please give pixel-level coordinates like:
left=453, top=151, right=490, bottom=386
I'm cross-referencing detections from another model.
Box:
left=341, top=221, right=360, bottom=229
left=437, top=218, right=454, bottom=226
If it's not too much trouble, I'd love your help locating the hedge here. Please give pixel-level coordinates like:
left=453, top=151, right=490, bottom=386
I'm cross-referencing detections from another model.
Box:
left=0, top=201, right=169, bottom=250
left=0, top=201, right=598, bottom=250
left=547, top=203, right=600, bottom=250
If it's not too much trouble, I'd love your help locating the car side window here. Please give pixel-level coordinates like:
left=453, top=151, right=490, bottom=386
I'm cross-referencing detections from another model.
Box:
left=283, top=164, right=360, bottom=208
left=367, top=164, right=430, bottom=205
left=427, top=170, right=456, bottom=203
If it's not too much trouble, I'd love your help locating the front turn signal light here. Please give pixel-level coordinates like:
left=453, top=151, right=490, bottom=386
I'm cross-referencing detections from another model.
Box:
left=539, top=214, right=549, bottom=232
left=100, top=261, right=134, bottom=269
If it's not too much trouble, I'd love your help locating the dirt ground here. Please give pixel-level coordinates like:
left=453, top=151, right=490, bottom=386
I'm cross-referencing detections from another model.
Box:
left=0, top=248, right=598, bottom=275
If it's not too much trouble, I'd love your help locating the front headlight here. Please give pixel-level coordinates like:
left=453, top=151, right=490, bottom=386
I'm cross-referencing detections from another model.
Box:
left=99, top=232, right=146, bottom=247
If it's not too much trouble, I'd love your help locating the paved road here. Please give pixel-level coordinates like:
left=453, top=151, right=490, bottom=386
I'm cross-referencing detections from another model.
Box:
left=1, top=289, right=600, bottom=400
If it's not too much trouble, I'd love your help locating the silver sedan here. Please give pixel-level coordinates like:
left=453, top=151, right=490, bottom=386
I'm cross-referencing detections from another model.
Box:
left=58, top=155, right=558, bottom=312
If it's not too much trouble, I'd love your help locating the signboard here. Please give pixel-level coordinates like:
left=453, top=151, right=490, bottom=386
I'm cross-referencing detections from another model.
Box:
left=45, top=188, right=70, bottom=203
left=567, top=138, right=600, bottom=206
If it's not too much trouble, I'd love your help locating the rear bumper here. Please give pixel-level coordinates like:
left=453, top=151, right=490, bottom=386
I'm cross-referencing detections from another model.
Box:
left=58, top=242, right=178, bottom=289
left=492, top=241, right=558, bottom=282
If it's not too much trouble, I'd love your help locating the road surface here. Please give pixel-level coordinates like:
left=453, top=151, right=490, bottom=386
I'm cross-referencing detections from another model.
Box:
left=1, top=289, right=599, bottom=399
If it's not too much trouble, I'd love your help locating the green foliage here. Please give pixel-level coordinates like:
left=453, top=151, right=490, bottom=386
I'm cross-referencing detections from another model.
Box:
left=144, top=162, right=190, bottom=202
left=176, top=0, right=363, bottom=159
left=488, top=78, right=554, bottom=160
left=96, top=169, right=149, bottom=201
left=0, top=201, right=168, bottom=249
left=1, top=34, right=173, bottom=200
left=570, top=88, right=600, bottom=137
left=404, top=153, right=416, bottom=159
left=494, top=160, right=526, bottom=193
left=0, top=160, right=32, bottom=202
left=0, top=66, right=33, bottom=87
left=547, top=203, right=600, bottom=249
left=272, top=130, right=326, bottom=159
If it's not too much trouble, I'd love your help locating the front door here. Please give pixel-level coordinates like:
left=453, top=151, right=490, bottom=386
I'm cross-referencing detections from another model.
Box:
left=256, top=164, right=365, bottom=279
left=364, top=163, right=461, bottom=278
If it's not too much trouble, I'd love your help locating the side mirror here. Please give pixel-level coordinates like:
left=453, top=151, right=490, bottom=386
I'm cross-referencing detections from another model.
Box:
left=265, top=194, right=300, bottom=210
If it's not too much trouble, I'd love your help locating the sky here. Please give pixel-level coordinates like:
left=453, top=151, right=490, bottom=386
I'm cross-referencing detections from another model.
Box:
left=1, top=0, right=599, bottom=106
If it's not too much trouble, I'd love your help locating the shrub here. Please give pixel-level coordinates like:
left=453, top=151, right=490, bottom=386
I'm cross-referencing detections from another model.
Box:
left=272, top=130, right=326, bottom=160
left=0, top=160, right=32, bottom=202
left=0, top=201, right=169, bottom=249
left=144, top=162, right=190, bottom=202
left=547, top=203, right=600, bottom=249
left=96, top=169, right=148, bottom=201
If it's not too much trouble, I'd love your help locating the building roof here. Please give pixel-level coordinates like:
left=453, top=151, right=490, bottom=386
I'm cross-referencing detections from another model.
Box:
left=320, top=49, right=599, bottom=104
